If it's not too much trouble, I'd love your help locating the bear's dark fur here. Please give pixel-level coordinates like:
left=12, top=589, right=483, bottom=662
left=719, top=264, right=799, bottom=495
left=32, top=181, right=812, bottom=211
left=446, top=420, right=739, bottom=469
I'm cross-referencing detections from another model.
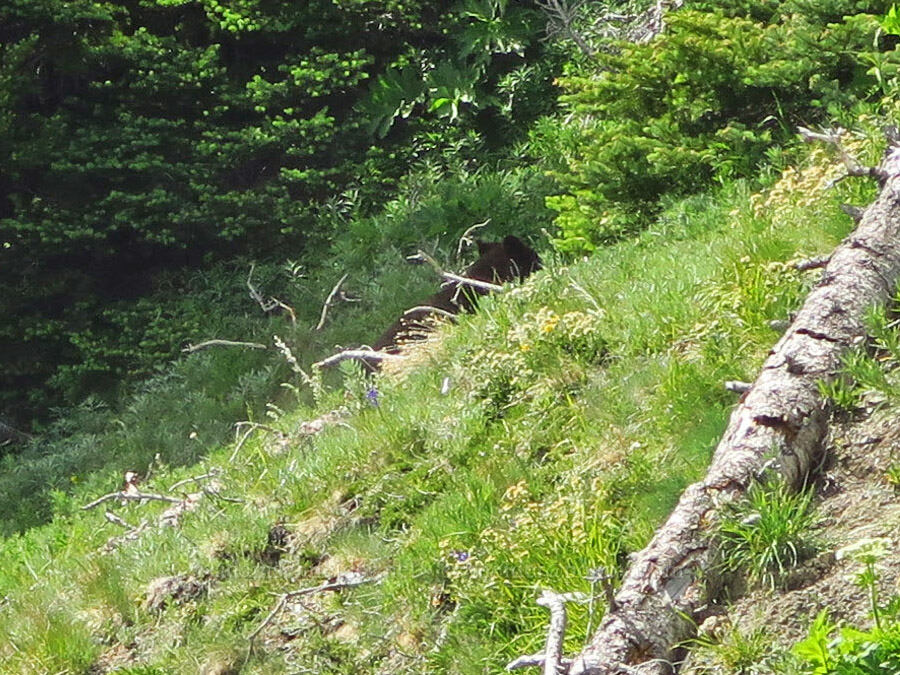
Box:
left=367, top=235, right=540, bottom=367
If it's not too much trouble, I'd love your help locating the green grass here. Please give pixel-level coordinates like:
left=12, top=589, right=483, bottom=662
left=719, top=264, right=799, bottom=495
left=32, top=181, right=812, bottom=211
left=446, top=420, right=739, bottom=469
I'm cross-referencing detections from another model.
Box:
left=717, top=479, right=819, bottom=591
left=0, top=143, right=866, bottom=672
left=687, top=623, right=775, bottom=675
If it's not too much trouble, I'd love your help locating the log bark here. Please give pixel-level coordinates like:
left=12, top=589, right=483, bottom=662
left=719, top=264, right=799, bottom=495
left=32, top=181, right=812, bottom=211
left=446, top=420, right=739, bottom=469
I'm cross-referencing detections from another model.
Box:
left=570, top=140, right=900, bottom=674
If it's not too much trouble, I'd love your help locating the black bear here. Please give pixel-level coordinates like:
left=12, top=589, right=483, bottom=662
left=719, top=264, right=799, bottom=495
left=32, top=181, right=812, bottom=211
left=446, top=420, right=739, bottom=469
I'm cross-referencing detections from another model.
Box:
left=366, top=235, right=541, bottom=369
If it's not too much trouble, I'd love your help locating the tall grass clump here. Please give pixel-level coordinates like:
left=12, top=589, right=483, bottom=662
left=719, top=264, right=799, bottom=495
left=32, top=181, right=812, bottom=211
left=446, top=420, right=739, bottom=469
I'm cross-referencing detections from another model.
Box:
left=717, top=480, right=819, bottom=590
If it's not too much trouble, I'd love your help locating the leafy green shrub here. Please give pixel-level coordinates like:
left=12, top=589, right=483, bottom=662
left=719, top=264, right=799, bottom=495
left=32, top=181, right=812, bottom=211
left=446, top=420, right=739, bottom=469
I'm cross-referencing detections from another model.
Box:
left=794, top=606, right=900, bottom=674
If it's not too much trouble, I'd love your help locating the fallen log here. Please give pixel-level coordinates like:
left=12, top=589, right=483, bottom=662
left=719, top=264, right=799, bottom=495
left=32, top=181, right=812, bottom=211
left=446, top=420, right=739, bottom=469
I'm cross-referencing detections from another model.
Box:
left=569, top=133, right=900, bottom=674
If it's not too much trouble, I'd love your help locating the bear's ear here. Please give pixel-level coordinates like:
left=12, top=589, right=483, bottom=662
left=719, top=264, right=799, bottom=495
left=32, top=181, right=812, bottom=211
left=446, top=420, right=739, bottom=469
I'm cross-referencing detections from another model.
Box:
left=476, top=239, right=492, bottom=256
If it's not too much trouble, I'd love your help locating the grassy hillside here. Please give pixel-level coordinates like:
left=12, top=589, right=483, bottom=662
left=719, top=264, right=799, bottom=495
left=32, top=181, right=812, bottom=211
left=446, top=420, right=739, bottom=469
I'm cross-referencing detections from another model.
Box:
left=0, top=137, right=885, bottom=672
left=3, top=2, right=900, bottom=673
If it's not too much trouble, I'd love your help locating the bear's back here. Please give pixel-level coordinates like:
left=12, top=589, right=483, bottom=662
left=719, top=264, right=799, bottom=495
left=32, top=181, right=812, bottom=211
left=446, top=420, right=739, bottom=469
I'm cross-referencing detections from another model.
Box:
left=368, top=235, right=540, bottom=359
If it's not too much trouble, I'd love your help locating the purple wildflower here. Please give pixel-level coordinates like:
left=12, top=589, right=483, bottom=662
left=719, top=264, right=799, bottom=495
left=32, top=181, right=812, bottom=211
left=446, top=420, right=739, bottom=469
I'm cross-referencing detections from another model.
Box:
left=451, top=550, right=470, bottom=563
left=366, top=387, right=379, bottom=407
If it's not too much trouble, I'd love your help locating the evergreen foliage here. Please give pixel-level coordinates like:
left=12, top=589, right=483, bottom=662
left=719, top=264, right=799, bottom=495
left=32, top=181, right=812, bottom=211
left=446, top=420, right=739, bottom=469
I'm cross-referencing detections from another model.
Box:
left=547, top=0, right=899, bottom=251
left=0, top=0, right=557, bottom=423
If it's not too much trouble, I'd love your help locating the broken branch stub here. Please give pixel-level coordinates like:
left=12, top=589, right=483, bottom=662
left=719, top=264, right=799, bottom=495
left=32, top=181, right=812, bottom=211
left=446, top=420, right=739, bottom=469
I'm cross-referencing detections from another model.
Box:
left=570, top=138, right=900, bottom=674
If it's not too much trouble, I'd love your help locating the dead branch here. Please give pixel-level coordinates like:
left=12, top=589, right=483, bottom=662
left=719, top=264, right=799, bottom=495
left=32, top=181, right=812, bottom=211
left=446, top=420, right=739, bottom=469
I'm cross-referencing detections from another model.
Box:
left=247, top=262, right=267, bottom=308
left=440, top=272, right=504, bottom=294
left=248, top=572, right=374, bottom=644
left=272, top=335, right=315, bottom=386
left=794, top=256, right=831, bottom=272
left=102, top=520, right=150, bottom=553
left=316, top=273, right=350, bottom=331
left=82, top=490, right=183, bottom=510
left=168, top=468, right=223, bottom=493
left=841, top=204, right=865, bottom=223
left=159, top=493, right=203, bottom=527
left=0, top=420, right=32, bottom=446
left=247, top=262, right=297, bottom=323
left=593, top=0, right=684, bottom=44
left=269, top=297, right=297, bottom=325
left=798, top=126, right=887, bottom=187
left=724, top=381, right=752, bottom=394
left=104, top=510, right=135, bottom=529
left=456, top=219, right=491, bottom=259
left=536, top=0, right=594, bottom=55
left=403, top=305, right=458, bottom=320
left=508, top=655, right=574, bottom=672
left=539, top=591, right=570, bottom=675
left=313, top=348, right=405, bottom=369
left=508, top=591, right=588, bottom=673
left=407, top=249, right=505, bottom=293
left=182, top=339, right=268, bottom=353
left=586, top=566, right=617, bottom=639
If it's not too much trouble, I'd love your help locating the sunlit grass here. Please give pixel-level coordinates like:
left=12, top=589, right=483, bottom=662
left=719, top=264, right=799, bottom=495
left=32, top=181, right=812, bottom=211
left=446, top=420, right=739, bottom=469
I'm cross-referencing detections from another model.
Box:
left=0, top=144, right=863, bottom=673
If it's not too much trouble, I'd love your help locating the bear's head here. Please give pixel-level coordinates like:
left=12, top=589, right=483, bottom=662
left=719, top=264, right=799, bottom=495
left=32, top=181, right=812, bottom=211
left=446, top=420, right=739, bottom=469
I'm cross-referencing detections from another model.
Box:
left=467, top=235, right=541, bottom=284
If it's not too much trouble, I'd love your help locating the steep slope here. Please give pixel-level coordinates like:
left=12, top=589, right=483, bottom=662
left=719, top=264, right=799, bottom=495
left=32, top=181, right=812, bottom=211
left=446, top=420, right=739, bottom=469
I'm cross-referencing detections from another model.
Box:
left=0, top=141, right=881, bottom=673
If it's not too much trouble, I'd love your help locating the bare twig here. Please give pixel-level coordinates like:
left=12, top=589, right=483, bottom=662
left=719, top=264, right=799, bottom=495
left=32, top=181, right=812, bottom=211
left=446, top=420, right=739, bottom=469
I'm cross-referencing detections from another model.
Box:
left=104, top=510, right=136, bottom=529
left=794, top=256, right=831, bottom=272
left=725, top=380, right=752, bottom=394
left=0, top=420, right=32, bottom=445
left=273, top=335, right=315, bottom=386
left=247, top=262, right=268, bottom=310
left=507, top=655, right=574, bottom=671
left=798, top=126, right=887, bottom=186
left=182, top=339, right=268, bottom=354
left=313, top=348, right=404, bottom=369
left=316, top=273, right=350, bottom=331
left=405, top=248, right=441, bottom=268
left=269, top=298, right=297, bottom=325
left=590, top=0, right=683, bottom=44
left=506, top=591, right=587, bottom=674
left=407, top=249, right=504, bottom=293
left=168, top=468, right=223, bottom=493
left=229, top=422, right=285, bottom=462
left=247, top=262, right=297, bottom=323
left=841, top=204, right=866, bottom=223
left=402, top=305, right=458, bottom=320
left=248, top=573, right=374, bottom=643
left=456, top=219, right=491, bottom=259
left=585, top=567, right=616, bottom=641
left=82, top=490, right=182, bottom=511
left=540, top=591, right=572, bottom=675
left=102, top=520, right=150, bottom=552
left=536, top=0, right=594, bottom=55
left=440, top=272, right=504, bottom=293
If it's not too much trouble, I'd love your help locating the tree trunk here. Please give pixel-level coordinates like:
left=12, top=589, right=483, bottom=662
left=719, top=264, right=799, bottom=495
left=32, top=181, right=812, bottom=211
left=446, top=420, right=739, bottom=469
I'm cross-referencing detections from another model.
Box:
left=570, top=140, right=900, bottom=675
